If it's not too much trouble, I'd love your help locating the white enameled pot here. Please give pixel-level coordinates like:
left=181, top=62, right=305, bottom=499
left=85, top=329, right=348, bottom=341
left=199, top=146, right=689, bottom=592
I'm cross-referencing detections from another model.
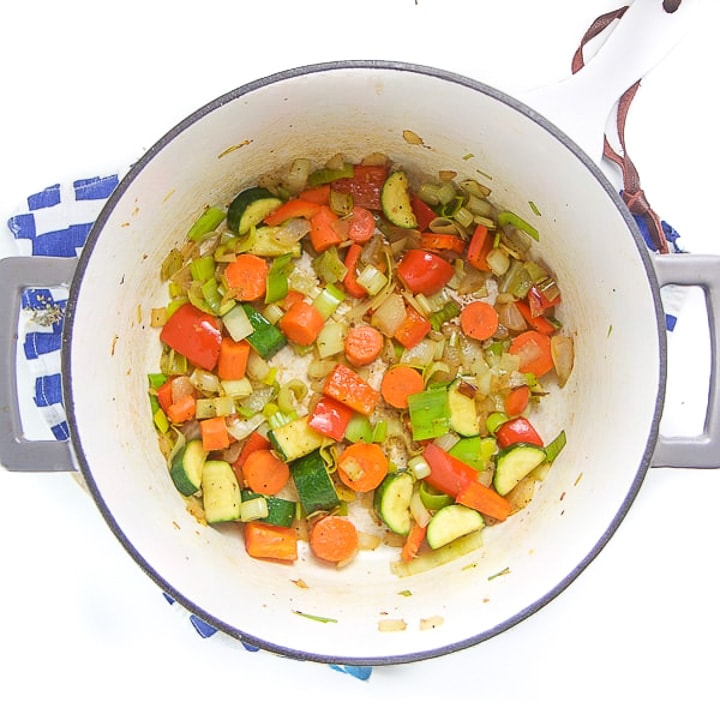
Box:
left=1, top=0, right=718, bottom=666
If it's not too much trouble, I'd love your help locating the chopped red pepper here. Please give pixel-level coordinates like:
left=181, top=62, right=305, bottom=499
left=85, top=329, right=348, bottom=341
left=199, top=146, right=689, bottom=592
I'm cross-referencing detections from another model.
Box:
left=396, top=249, right=455, bottom=296
left=308, top=396, right=354, bottom=441
left=410, top=194, right=437, bottom=231
left=331, top=165, right=388, bottom=210
left=159, top=303, right=222, bottom=371
left=527, top=284, right=561, bottom=315
left=393, top=304, right=431, bottom=349
left=466, top=224, right=491, bottom=271
left=515, top=300, right=556, bottom=336
left=343, top=243, right=368, bottom=298
left=263, top=198, right=322, bottom=226
left=422, top=442, right=477, bottom=498
left=495, top=417, right=544, bottom=448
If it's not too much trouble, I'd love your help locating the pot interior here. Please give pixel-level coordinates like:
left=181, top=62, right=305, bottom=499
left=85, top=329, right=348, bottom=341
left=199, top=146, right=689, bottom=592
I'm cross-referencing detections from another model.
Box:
left=64, top=62, right=665, bottom=664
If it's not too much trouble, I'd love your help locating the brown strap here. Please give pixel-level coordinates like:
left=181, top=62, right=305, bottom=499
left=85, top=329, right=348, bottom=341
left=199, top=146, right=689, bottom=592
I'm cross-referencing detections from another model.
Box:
left=572, top=3, right=678, bottom=253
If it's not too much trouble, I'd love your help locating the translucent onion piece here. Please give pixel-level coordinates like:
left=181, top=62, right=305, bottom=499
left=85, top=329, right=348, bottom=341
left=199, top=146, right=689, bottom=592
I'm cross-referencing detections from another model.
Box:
left=371, top=293, right=407, bottom=337
left=551, top=334, right=575, bottom=388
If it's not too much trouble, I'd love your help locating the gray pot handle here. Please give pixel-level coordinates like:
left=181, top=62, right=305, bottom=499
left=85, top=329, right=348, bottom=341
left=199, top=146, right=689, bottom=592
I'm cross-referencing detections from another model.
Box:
left=0, top=256, right=78, bottom=472
left=652, top=253, right=720, bottom=468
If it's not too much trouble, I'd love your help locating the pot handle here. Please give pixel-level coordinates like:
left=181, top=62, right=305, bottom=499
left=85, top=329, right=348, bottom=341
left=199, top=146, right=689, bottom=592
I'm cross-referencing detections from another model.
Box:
left=0, top=256, right=79, bottom=473
left=651, top=253, right=720, bottom=469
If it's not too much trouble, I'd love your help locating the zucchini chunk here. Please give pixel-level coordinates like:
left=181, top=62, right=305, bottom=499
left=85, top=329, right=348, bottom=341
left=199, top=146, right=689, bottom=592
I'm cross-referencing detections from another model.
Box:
left=227, top=186, right=282, bottom=236
left=493, top=442, right=547, bottom=496
left=290, top=449, right=339, bottom=516
left=269, top=416, right=325, bottom=462
left=202, top=460, right=242, bottom=523
left=426, top=504, right=485, bottom=550
left=241, top=490, right=296, bottom=527
left=241, top=303, right=287, bottom=359
left=374, top=471, right=415, bottom=535
left=447, top=379, right=480, bottom=437
left=381, top=170, right=417, bottom=228
left=169, top=439, right=207, bottom=496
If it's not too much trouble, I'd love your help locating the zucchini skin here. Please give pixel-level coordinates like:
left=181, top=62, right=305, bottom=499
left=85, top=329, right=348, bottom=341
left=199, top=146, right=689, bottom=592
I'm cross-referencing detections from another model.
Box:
left=493, top=442, right=546, bottom=496
left=241, top=490, right=296, bottom=527
left=290, top=449, right=340, bottom=516
left=374, top=471, right=414, bottom=535
left=169, top=439, right=206, bottom=496
left=381, top=170, right=417, bottom=228
left=227, top=187, right=282, bottom=235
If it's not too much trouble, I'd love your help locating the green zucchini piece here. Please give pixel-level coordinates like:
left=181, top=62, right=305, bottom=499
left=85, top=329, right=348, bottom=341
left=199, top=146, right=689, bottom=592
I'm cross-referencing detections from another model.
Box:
left=269, top=416, right=325, bottom=462
left=169, top=439, right=207, bottom=496
left=381, top=170, right=417, bottom=228
left=227, top=187, right=282, bottom=235
left=290, top=449, right=339, bottom=516
left=374, top=471, right=415, bottom=535
left=202, top=460, right=242, bottom=523
left=241, top=303, right=287, bottom=359
left=447, top=379, right=480, bottom=437
left=241, top=490, right=296, bottom=527
left=426, top=504, right=485, bottom=550
left=493, top=442, right=547, bottom=496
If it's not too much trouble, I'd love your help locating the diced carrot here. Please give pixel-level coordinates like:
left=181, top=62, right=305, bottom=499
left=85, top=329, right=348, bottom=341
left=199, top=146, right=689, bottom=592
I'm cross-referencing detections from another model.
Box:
left=401, top=521, right=427, bottom=562
left=322, top=363, right=380, bottom=416
left=336, top=442, right=388, bottom=493
left=381, top=365, right=425, bottom=410
left=166, top=393, right=196, bottom=424
left=244, top=521, right=298, bottom=562
left=262, top=198, right=322, bottom=226
left=466, top=224, right=491, bottom=271
left=393, top=304, right=431, bottom=349
left=156, top=379, right=175, bottom=414
left=225, top=254, right=268, bottom=301
left=420, top=232, right=465, bottom=254
left=309, top=515, right=360, bottom=564
left=278, top=300, right=325, bottom=345
left=344, top=325, right=384, bottom=367
left=343, top=243, right=368, bottom=298
left=509, top=330, right=554, bottom=378
left=242, top=448, right=290, bottom=495
left=299, top=184, right=331, bottom=204
left=309, top=205, right=346, bottom=252
left=455, top=480, right=512, bottom=522
left=200, top=416, right=231, bottom=452
left=232, top=431, right=271, bottom=481
left=347, top=207, right=376, bottom=244
left=280, top=289, right=305, bottom=310
left=515, top=300, right=556, bottom=335
left=217, top=337, right=251, bottom=380
left=460, top=300, right=499, bottom=341
left=504, top=385, right=530, bottom=417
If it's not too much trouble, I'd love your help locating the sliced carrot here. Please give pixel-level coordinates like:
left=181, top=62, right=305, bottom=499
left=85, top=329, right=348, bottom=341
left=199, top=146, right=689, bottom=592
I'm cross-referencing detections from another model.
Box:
left=456, top=480, right=512, bottom=522
left=336, top=441, right=388, bottom=492
left=278, top=300, right=325, bottom=346
left=504, top=385, right=530, bottom=417
left=381, top=365, right=425, bottom=409
left=309, top=205, right=346, bottom=252
left=299, top=184, right=331, bottom=204
left=166, top=393, right=196, bottom=424
left=309, top=515, right=359, bottom=564
left=217, top=337, right=251, bottom=380
left=347, top=207, right=376, bottom=244
left=515, top=300, right=556, bottom=335
left=263, top=198, right=322, bottom=226
left=322, top=363, right=380, bottom=416
left=225, top=254, right=268, bottom=301
left=244, top=521, right=298, bottom=562
left=420, top=232, right=465, bottom=254
left=242, top=448, right=290, bottom=495
left=401, top=521, right=427, bottom=562
left=231, top=431, right=271, bottom=481
left=393, top=304, right=431, bottom=349
left=509, top=330, right=554, bottom=378
left=466, top=224, right=491, bottom=271
left=280, top=289, right=305, bottom=311
left=460, top=300, right=499, bottom=341
left=343, top=243, right=368, bottom=299
left=344, top=325, right=384, bottom=367
left=200, top=415, right=231, bottom=452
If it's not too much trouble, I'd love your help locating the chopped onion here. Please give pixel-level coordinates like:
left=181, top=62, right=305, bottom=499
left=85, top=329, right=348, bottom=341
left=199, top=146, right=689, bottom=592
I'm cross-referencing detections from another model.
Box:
left=551, top=334, right=575, bottom=388
left=486, top=247, right=511, bottom=276
left=371, top=293, right=407, bottom=336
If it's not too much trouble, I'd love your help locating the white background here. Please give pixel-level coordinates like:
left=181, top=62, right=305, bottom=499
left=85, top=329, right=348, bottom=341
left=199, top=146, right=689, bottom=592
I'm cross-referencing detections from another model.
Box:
left=1, top=0, right=719, bottom=716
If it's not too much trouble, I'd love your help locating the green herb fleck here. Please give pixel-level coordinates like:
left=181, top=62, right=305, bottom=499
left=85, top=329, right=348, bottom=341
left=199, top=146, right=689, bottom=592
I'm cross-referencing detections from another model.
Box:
left=294, top=610, right=338, bottom=624
left=488, top=566, right=511, bottom=581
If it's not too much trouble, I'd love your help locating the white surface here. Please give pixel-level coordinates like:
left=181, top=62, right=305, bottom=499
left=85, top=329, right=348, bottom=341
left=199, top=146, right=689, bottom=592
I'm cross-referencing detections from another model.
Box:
left=1, top=0, right=719, bottom=716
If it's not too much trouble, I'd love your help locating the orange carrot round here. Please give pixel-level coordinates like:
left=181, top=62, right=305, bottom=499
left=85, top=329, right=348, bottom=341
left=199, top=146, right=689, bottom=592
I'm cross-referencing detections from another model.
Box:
left=381, top=365, right=424, bottom=409
left=309, top=515, right=359, bottom=564
left=225, top=254, right=268, bottom=301
left=347, top=207, right=376, bottom=243
left=504, top=385, right=530, bottom=417
left=242, top=449, right=290, bottom=495
left=344, top=325, right=384, bottom=367
left=460, top=300, right=499, bottom=341
left=509, top=330, right=554, bottom=378
left=278, top=300, right=325, bottom=345
left=337, top=442, right=388, bottom=492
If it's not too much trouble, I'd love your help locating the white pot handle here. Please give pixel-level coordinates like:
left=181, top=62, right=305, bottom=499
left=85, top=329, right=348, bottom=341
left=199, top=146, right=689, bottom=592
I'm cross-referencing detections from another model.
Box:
left=651, top=254, right=720, bottom=468
left=0, top=256, right=78, bottom=472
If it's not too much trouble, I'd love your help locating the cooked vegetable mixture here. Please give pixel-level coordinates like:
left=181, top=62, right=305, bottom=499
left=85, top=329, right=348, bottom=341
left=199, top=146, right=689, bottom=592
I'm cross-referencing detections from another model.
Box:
left=148, top=153, right=574, bottom=575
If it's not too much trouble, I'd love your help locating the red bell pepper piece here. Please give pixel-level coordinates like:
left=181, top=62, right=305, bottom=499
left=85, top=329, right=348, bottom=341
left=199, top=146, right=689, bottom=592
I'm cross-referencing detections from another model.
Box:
left=422, top=442, right=477, bottom=498
left=466, top=224, right=491, bottom=271
left=393, top=304, right=431, bottom=349
left=331, top=165, right=388, bottom=210
left=159, top=303, right=222, bottom=371
left=495, top=416, right=544, bottom=448
left=396, top=249, right=455, bottom=296
left=263, top=198, right=322, bottom=226
left=308, top=396, right=354, bottom=441
left=410, top=194, right=437, bottom=231
left=322, top=363, right=380, bottom=416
